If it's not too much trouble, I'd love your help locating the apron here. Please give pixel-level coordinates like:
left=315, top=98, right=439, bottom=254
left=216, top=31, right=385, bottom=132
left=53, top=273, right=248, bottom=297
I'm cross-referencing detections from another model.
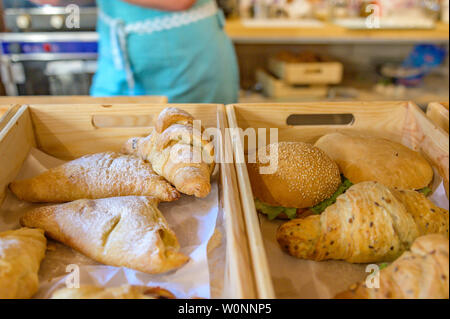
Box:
left=91, top=0, right=239, bottom=104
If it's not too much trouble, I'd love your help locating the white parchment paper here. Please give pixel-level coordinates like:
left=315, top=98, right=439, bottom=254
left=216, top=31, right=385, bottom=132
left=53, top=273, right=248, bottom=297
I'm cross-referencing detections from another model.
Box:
left=0, top=148, right=221, bottom=299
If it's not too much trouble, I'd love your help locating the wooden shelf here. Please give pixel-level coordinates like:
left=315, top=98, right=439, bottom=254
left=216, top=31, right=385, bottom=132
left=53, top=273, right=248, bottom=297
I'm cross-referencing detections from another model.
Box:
left=225, top=19, right=450, bottom=44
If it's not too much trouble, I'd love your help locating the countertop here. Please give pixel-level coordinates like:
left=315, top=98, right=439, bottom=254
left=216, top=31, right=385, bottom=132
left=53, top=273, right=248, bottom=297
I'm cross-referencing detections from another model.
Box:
left=1, top=20, right=448, bottom=44
left=225, top=19, right=450, bottom=44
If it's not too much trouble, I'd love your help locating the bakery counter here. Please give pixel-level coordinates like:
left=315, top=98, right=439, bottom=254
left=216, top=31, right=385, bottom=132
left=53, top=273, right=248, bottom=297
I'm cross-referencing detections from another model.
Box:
left=0, top=95, right=168, bottom=122
left=0, top=95, right=168, bottom=106
left=225, top=19, right=450, bottom=44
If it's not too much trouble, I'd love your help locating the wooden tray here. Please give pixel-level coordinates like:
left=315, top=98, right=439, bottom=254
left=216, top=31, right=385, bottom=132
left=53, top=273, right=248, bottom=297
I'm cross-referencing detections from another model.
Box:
left=257, top=70, right=328, bottom=100
left=0, top=104, right=21, bottom=134
left=0, top=96, right=168, bottom=123
left=0, top=105, right=11, bottom=119
left=0, top=103, right=255, bottom=299
left=0, top=105, right=9, bottom=117
left=0, top=95, right=168, bottom=106
left=226, top=101, right=449, bottom=299
left=268, top=58, right=343, bottom=85
left=427, top=102, right=449, bottom=134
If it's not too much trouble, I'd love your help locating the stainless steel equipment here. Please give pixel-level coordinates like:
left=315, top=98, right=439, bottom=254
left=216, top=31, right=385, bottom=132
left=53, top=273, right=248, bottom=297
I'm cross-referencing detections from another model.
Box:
left=1, top=1, right=99, bottom=96
left=2, top=0, right=97, bottom=32
left=0, top=32, right=98, bottom=95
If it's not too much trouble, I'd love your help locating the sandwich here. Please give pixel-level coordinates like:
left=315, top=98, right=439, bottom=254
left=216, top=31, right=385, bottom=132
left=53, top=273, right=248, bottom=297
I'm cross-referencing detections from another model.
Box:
left=314, top=133, right=434, bottom=196
left=247, top=141, right=350, bottom=220
left=276, top=181, right=449, bottom=263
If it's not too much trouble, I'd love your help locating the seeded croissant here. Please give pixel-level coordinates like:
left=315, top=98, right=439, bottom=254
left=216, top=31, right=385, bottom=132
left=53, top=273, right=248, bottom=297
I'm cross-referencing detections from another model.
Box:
left=277, top=181, right=449, bottom=263
left=122, top=107, right=215, bottom=198
left=335, top=234, right=449, bottom=299
left=390, top=188, right=449, bottom=236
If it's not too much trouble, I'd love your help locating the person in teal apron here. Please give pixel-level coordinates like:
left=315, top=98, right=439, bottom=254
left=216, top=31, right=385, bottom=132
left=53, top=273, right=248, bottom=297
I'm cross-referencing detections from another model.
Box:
left=30, top=0, right=240, bottom=104
left=92, top=0, right=239, bottom=103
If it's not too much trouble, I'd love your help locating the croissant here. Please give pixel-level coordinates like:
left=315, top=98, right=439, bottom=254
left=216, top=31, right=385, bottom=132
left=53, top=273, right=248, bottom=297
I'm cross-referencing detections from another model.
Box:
left=122, top=107, right=215, bottom=198
left=0, top=228, right=47, bottom=299
left=335, top=234, right=449, bottom=299
left=277, top=181, right=449, bottom=263
left=51, top=285, right=175, bottom=299
left=20, top=196, right=189, bottom=274
left=9, top=152, right=179, bottom=203
left=391, top=188, right=449, bottom=236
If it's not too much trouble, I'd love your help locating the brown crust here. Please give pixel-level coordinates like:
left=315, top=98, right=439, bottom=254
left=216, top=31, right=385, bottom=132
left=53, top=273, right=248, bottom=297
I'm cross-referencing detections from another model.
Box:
left=315, top=133, right=434, bottom=190
left=155, top=107, right=193, bottom=133
left=9, top=152, right=180, bottom=203
left=51, top=285, right=176, bottom=299
left=0, top=228, right=47, bottom=299
left=391, top=189, right=449, bottom=237
left=276, top=182, right=420, bottom=263
left=335, top=234, right=449, bottom=299
left=20, top=196, right=189, bottom=274
left=122, top=107, right=215, bottom=198
left=247, top=142, right=341, bottom=209
left=277, top=181, right=449, bottom=264
left=142, top=286, right=176, bottom=299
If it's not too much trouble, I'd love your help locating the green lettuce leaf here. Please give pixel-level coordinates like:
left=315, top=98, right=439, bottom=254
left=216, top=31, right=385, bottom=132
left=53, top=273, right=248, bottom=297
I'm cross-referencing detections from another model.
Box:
left=379, top=262, right=389, bottom=270
left=417, top=186, right=432, bottom=197
left=254, top=176, right=354, bottom=219
left=310, top=177, right=354, bottom=215
left=254, top=199, right=297, bottom=220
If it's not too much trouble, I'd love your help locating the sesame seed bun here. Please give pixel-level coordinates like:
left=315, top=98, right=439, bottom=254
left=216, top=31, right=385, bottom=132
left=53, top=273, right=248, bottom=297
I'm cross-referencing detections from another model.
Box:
left=314, top=133, right=434, bottom=190
left=247, top=142, right=342, bottom=209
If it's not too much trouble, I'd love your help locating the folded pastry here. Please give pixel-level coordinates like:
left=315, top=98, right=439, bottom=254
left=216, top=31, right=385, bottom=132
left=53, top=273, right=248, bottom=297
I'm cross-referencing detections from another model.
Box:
left=277, top=181, right=449, bottom=263
left=391, top=188, right=449, bottom=237
left=20, top=196, right=189, bottom=274
left=0, top=228, right=47, bottom=299
left=9, top=152, right=179, bottom=203
left=315, top=133, right=433, bottom=190
left=335, top=234, right=449, bottom=299
left=122, top=107, right=215, bottom=198
left=51, top=285, right=175, bottom=299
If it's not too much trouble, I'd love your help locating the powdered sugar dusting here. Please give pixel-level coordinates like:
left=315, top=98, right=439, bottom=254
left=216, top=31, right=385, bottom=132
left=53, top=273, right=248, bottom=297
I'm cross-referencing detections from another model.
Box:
left=1, top=148, right=220, bottom=299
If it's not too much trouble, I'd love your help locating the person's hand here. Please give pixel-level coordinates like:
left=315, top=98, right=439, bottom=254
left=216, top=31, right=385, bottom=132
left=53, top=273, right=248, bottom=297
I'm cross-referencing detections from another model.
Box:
left=29, top=0, right=62, bottom=5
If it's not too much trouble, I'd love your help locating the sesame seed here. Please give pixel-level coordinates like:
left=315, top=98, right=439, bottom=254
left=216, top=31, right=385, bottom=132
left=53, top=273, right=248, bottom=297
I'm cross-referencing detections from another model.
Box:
left=251, top=142, right=341, bottom=207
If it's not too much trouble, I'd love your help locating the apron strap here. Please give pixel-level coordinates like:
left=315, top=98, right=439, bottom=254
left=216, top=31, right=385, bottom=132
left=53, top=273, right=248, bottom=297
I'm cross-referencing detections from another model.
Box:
left=99, top=10, right=136, bottom=93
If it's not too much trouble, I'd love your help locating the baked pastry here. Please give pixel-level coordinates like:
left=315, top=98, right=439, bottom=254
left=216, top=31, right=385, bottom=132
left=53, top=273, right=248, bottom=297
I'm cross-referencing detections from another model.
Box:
left=391, top=188, right=449, bottom=237
left=122, top=107, right=215, bottom=198
left=247, top=141, right=343, bottom=219
left=0, top=228, right=47, bottom=299
left=9, top=152, right=179, bottom=203
left=277, top=181, right=448, bottom=263
left=335, top=234, right=449, bottom=299
left=20, top=196, right=189, bottom=274
left=51, top=285, right=175, bottom=299
left=315, top=133, right=434, bottom=191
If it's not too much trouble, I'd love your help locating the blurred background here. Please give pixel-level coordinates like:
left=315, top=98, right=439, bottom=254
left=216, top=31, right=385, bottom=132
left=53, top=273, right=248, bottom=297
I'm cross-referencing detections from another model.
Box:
left=0, top=0, right=448, bottom=108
